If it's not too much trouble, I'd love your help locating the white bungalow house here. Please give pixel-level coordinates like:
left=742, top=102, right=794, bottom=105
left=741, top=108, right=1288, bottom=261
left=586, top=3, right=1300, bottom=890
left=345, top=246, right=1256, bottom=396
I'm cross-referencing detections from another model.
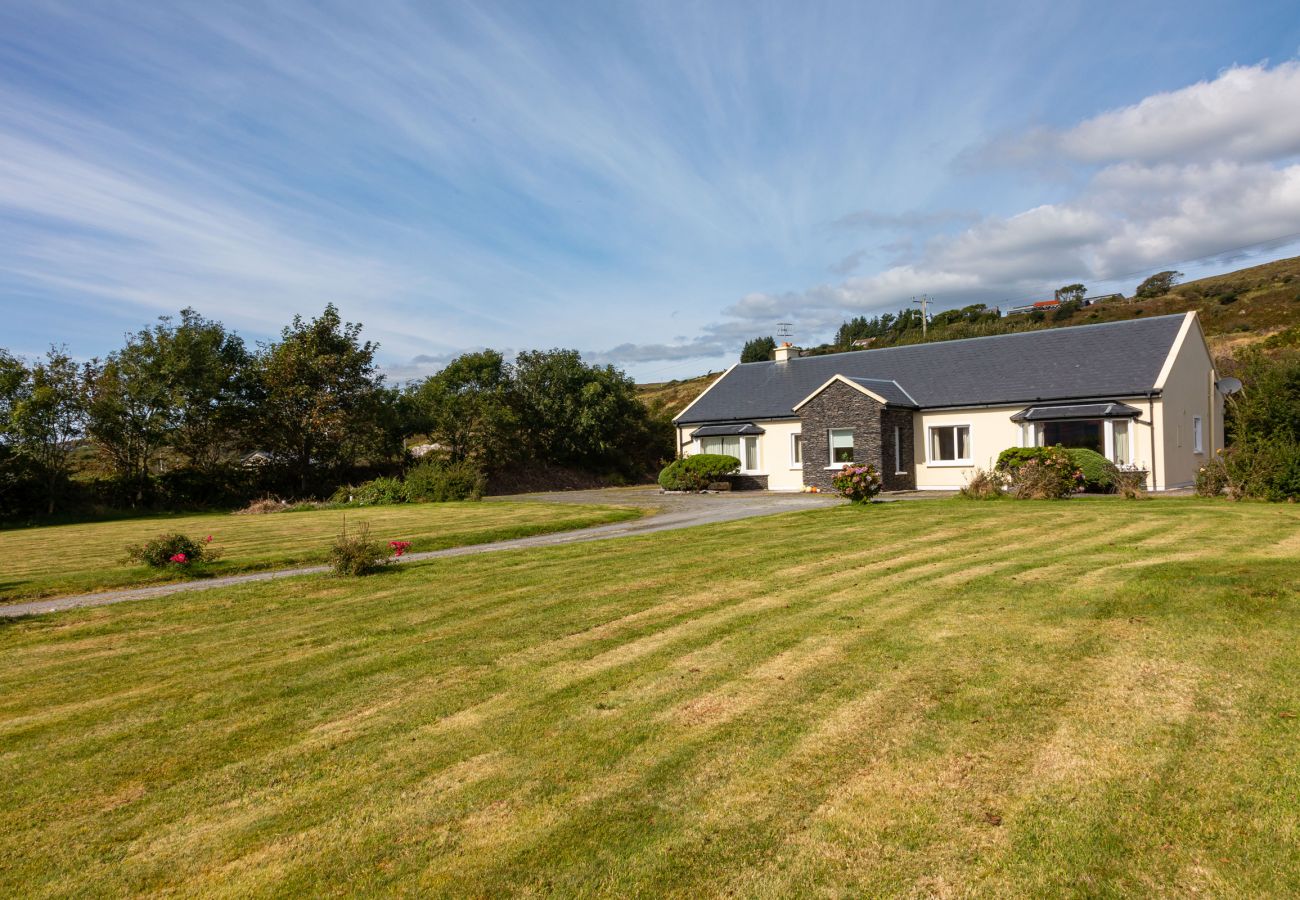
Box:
left=673, top=312, right=1224, bottom=492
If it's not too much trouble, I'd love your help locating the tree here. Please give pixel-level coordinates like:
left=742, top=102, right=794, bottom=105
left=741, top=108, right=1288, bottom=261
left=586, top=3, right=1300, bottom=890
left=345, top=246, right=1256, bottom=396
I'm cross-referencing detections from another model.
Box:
left=1135, top=271, right=1182, bottom=299
left=741, top=336, right=776, bottom=363
left=160, top=309, right=251, bottom=471
left=511, top=349, right=664, bottom=475
left=251, top=304, right=394, bottom=494
left=6, top=348, right=87, bottom=514
left=1056, top=283, right=1086, bottom=304
left=409, top=350, right=517, bottom=467
left=84, top=346, right=172, bottom=504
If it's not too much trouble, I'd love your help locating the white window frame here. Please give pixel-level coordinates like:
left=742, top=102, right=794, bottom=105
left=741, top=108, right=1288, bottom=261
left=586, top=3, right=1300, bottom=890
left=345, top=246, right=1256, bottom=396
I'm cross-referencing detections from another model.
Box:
left=827, top=428, right=855, bottom=469
left=926, top=423, right=972, bottom=466
left=1192, top=415, right=1203, bottom=454
left=893, top=424, right=906, bottom=474
left=790, top=433, right=802, bottom=469
left=698, top=435, right=762, bottom=474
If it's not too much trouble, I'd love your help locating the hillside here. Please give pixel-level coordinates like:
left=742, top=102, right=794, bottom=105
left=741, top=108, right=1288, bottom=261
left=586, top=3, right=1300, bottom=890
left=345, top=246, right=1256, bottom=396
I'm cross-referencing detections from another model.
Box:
left=636, top=372, right=721, bottom=415
left=643, top=255, right=1300, bottom=410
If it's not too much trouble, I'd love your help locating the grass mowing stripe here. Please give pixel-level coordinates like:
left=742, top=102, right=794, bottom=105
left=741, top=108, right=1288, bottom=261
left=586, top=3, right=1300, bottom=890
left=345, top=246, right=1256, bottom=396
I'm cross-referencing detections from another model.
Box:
left=1, top=500, right=1298, bottom=896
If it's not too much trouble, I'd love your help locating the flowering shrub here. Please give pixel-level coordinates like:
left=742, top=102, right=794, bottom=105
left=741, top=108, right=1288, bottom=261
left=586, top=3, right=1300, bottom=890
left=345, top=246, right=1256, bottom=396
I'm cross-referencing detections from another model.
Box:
left=832, top=463, right=883, bottom=504
left=125, top=533, right=219, bottom=569
left=1003, top=446, right=1081, bottom=499
left=1195, top=455, right=1229, bottom=497
left=389, top=540, right=413, bottom=557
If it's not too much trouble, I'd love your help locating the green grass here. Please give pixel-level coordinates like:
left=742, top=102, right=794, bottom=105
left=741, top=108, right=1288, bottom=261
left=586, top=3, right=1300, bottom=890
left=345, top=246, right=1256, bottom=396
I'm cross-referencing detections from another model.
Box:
left=1, top=498, right=1298, bottom=896
left=0, top=501, right=642, bottom=603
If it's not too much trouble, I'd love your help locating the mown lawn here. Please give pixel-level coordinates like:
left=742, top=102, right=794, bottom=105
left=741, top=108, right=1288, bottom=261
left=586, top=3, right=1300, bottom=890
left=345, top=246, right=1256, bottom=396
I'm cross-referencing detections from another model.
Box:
left=1, top=498, right=1298, bottom=896
left=0, top=501, right=642, bottom=602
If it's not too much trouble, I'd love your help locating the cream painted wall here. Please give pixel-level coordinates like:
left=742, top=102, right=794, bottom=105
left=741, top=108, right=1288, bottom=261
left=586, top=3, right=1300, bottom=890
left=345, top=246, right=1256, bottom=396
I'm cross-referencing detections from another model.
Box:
left=678, top=419, right=804, bottom=490
left=911, top=407, right=1021, bottom=489
left=911, top=401, right=1161, bottom=490
left=1152, top=314, right=1220, bottom=490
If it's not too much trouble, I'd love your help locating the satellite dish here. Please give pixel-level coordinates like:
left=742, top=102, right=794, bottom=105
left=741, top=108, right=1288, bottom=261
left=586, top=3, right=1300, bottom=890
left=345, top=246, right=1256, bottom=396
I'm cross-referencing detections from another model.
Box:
left=1216, top=377, right=1243, bottom=396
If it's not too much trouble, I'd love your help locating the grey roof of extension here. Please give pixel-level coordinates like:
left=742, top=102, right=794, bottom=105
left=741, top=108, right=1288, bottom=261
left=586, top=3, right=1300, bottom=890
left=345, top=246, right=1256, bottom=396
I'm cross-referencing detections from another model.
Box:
left=675, top=313, right=1186, bottom=425
left=1010, top=401, right=1143, bottom=422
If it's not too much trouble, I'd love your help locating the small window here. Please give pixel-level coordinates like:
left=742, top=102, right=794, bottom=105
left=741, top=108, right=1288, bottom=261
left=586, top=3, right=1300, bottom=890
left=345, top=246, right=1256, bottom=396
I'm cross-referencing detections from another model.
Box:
left=893, top=425, right=904, bottom=474
left=1192, top=416, right=1203, bottom=454
left=743, top=436, right=759, bottom=471
left=829, top=428, right=854, bottom=464
left=791, top=433, right=802, bottom=467
left=929, top=425, right=971, bottom=463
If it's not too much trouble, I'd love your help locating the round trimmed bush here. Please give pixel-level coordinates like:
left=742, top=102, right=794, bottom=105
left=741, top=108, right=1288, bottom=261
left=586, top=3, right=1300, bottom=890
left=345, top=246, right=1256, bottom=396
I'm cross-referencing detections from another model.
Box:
left=1066, top=447, right=1119, bottom=492
left=658, top=454, right=740, bottom=491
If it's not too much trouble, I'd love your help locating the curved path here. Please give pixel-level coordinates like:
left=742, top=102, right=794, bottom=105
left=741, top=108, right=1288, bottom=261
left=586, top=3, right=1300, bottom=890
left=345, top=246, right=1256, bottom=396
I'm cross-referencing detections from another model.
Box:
left=1, top=489, right=842, bottom=619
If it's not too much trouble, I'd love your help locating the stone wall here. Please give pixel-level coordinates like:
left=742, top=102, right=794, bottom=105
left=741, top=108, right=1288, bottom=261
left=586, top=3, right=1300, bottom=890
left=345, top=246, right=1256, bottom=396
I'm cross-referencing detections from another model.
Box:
left=798, top=381, right=885, bottom=490
left=729, top=474, right=769, bottom=491
left=880, top=407, right=917, bottom=491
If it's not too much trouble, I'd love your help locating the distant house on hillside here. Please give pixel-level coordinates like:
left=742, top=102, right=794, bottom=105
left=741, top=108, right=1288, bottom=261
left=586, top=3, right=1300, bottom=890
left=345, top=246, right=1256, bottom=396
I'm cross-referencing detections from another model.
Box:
left=1004, top=299, right=1059, bottom=316
left=1083, top=293, right=1124, bottom=306
left=673, top=312, right=1222, bottom=492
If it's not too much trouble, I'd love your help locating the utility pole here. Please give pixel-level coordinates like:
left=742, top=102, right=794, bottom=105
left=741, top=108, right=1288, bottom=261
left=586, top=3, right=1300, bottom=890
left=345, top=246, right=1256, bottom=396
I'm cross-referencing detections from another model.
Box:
left=912, top=295, right=930, bottom=338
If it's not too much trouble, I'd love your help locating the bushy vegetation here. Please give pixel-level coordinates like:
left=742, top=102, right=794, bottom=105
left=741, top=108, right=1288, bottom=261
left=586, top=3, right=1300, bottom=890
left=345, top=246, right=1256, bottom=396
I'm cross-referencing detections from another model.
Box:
left=0, top=309, right=671, bottom=523
left=1195, top=458, right=1229, bottom=497
left=996, top=446, right=1080, bottom=499
left=1065, top=447, right=1119, bottom=492
left=831, top=463, right=883, bottom=503
left=1219, top=349, right=1300, bottom=501
left=958, top=467, right=1004, bottom=499
left=333, top=459, right=486, bottom=506
left=124, top=532, right=218, bottom=569
left=658, top=454, right=740, bottom=491
left=327, top=520, right=392, bottom=576
left=402, top=459, right=485, bottom=502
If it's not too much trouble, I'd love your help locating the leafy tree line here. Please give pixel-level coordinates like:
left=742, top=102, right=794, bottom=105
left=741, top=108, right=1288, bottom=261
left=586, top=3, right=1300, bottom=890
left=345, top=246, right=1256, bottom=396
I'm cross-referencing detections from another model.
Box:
left=0, top=306, right=672, bottom=520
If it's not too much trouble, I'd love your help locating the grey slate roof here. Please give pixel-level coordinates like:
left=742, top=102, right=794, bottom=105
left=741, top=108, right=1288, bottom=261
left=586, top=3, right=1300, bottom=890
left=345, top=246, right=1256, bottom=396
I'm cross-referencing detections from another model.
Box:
left=676, top=313, right=1186, bottom=425
left=842, top=377, right=919, bottom=408
left=1010, top=402, right=1142, bottom=422
left=690, top=423, right=766, bottom=437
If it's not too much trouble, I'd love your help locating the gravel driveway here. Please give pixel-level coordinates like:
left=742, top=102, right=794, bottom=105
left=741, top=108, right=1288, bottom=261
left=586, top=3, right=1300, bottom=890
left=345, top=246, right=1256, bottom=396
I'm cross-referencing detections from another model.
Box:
left=1, top=488, right=842, bottom=619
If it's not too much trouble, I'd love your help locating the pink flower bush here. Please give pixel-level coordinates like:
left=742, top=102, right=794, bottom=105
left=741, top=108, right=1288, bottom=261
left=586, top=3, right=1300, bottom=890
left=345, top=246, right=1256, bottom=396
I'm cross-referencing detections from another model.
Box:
left=832, top=463, right=883, bottom=504
left=389, top=540, right=413, bottom=558
left=169, top=552, right=188, bottom=564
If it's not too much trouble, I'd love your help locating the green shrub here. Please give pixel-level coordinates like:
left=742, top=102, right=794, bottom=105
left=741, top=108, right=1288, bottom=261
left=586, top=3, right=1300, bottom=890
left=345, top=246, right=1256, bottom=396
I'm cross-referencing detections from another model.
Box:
left=1223, top=437, right=1300, bottom=501
left=958, top=467, right=1004, bottom=500
left=403, top=459, right=485, bottom=502
left=125, top=532, right=219, bottom=569
left=1066, top=447, right=1119, bottom=492
left=1194, top=457, right=1229, bottom=497
left=831, top=463, right=883, bottom=504
left=995, top=446, right=1050, bottom=472
left=1004, top=446, right=1079, bottom=499
left=327, top=519, right=391, bottom=576
left=331, top=476, right=407, bottom=506
left=658, top=454, right=740, bottom=491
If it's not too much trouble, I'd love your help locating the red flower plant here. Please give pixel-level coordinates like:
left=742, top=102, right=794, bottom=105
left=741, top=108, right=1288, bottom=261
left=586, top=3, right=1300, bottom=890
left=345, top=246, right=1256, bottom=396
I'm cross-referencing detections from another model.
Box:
left=169, top=552, right=188, bottom=564
left=389, top=540, right=413, bottom=558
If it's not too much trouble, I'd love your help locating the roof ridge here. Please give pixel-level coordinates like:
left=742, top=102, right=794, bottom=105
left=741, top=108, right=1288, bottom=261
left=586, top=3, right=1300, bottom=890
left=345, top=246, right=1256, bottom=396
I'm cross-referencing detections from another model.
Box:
left=747, top=312, right=1189, bottom=368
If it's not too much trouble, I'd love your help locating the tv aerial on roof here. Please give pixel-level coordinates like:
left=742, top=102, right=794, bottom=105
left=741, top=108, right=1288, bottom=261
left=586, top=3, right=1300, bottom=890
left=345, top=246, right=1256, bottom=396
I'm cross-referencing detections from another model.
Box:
left=776, top=322, right=794, bottom=341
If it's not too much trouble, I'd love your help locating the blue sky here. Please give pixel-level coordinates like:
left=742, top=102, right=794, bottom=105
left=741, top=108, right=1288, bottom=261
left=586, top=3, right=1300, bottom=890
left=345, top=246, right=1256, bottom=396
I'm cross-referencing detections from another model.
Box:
left=2, top=1, right=1300, bottom=382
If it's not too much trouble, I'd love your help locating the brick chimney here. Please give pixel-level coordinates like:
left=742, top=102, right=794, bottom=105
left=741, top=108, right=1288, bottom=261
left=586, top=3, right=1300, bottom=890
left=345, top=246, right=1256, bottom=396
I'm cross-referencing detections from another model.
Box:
left=773, top=342, right=799, bottom=363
